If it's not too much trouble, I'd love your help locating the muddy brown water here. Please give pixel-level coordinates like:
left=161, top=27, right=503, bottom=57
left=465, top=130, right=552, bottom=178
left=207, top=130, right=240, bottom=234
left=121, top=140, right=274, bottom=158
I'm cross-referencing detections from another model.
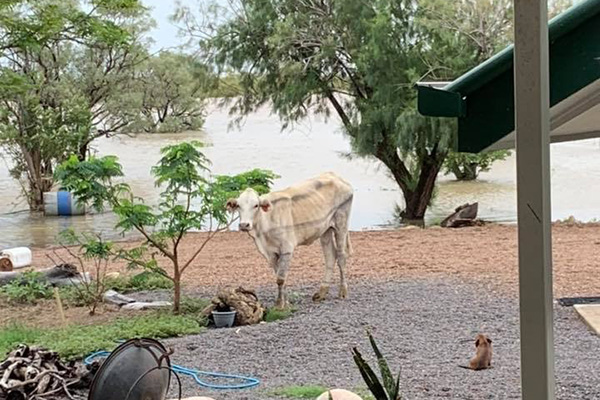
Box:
left=1, top=105, right=600, bottom=248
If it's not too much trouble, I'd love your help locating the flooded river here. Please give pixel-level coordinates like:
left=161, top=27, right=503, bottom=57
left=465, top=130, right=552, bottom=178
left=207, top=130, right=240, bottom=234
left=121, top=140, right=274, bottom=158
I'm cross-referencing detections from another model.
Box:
left=1, top=106, right=600, bottom=248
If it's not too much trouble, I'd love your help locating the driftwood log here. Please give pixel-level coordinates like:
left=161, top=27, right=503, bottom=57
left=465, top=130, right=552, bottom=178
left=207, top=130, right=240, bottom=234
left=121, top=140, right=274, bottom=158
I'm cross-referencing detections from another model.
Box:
left=0, top=344, right=101, bottom=400
left=0, top=264, right=89, bottom=288
left=202, top=287, right=265, bottom=326
left=440, top=203, right=480, bottom=228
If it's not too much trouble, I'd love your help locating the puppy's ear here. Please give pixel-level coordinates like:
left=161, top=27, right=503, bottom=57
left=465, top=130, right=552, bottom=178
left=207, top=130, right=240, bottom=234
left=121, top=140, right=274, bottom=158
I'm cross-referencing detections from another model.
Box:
left=226, top=198, right=238, bottom=211
left=486, top=337, right=492, bottom=344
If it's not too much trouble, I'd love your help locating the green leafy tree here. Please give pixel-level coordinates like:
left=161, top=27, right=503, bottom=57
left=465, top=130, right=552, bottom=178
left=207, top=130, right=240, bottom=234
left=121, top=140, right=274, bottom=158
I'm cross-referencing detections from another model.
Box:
left=421, top=0, right=571, bottom=182
left=0, top=0, right=150, bottom=210
left=443, top=150, right=511, bottom=181
left=176, top=0, right=455, bottom=223
left=132, top=52, right=215, bottom=133
left=56, top=141, right=277, bottom=313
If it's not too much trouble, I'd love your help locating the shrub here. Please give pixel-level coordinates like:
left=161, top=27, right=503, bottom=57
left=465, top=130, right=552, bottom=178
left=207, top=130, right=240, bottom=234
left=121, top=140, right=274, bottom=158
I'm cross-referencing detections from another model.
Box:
left=0, top=271, right=53, bottom=304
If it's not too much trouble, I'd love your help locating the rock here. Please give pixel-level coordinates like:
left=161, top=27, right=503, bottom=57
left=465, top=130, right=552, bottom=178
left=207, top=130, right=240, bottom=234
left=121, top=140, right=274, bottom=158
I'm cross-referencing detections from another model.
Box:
left=440, top=202, right=479, bottom=228
left=121, top=301, right=172, bottom=310
left=103, top=289, right=136, bottom=306
left=316, top=389, right=364, bottom=400
left=106, top=272, right=121, bottom=279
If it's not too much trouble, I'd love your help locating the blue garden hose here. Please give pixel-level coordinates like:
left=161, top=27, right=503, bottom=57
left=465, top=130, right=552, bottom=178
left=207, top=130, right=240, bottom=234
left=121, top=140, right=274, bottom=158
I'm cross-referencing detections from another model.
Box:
left=84, top=350, right=260, bottom=390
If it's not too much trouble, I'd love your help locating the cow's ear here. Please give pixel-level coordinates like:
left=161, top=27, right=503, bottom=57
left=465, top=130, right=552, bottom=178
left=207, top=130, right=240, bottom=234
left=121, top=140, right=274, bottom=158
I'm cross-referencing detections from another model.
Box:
left=259, top=197, right=272, bottom=212
left=475, top=338, right=480, bottom=347
left=486, top=337, right=492, bottom=344
left=226, top=198, right=238, bottom=211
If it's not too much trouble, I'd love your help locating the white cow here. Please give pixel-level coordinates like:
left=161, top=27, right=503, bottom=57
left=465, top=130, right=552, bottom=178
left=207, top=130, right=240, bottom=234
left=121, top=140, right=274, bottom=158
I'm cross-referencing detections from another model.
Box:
left=226, top=172, right=353, bottom=308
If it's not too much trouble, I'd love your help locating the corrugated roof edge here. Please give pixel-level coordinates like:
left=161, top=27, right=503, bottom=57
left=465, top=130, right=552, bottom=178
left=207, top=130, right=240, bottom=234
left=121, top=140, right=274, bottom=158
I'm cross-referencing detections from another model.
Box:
left=443, top=0, right=600, bottom=95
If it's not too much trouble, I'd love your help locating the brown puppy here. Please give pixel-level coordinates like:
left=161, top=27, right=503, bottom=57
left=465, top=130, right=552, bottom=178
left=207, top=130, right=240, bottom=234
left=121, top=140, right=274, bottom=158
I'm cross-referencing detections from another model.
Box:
left=459, top=334, right=493, bottom=370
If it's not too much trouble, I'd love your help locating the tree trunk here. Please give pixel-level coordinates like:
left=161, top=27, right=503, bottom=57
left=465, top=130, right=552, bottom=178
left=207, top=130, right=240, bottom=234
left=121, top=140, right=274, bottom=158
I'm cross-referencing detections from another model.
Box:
left=401, top=155, right=444, bottom=223
left=451, top=163, right=478, bottom=181
left=173, top=269, right=181, bottom=314
left=78, top=141, right=90, bottom=161
left=375, top=140, right=445, bottom=225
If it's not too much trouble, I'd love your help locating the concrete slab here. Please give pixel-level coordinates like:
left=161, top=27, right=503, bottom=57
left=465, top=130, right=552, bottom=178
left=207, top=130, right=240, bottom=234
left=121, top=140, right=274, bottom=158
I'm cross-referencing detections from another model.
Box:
left=574, top=304, right=600, bottom=335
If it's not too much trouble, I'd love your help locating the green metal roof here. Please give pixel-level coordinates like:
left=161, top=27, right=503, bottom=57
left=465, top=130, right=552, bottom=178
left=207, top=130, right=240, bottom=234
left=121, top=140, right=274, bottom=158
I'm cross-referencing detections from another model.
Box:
left=417, top=0, right=600, bottom=152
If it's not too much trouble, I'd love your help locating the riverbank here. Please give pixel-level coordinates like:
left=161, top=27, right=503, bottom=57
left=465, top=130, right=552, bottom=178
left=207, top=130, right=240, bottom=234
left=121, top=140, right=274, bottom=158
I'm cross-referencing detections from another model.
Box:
left=29, top=223, right=600, bottom=301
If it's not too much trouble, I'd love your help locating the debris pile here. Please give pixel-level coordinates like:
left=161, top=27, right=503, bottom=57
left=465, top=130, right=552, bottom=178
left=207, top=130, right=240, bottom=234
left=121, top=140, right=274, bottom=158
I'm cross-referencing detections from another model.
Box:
left=0, top=344, right=100, bottom=400
left=202, top=287, right=265, bottom=326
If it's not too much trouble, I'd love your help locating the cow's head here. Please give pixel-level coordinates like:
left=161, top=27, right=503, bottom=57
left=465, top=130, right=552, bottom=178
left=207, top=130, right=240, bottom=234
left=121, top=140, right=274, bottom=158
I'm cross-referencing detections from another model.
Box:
left=226, top=188, right=272, bottom=231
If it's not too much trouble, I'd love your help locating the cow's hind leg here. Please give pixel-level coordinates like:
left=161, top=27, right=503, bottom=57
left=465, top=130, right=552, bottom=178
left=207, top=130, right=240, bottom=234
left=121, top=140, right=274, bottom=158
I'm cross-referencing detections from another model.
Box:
left=334, top=211, right=351, bottom=299
left=313, top=228, right=336, bottom=302
left=275, top=253, right=292, bottom=309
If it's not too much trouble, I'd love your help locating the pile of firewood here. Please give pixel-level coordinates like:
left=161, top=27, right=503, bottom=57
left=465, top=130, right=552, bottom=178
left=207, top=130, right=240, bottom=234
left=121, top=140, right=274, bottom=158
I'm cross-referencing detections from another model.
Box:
left=0, top=345, right=100, bottom=400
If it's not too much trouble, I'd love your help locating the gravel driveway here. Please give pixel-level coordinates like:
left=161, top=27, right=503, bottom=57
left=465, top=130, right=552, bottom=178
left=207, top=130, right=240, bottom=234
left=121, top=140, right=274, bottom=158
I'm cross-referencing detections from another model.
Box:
left=161, top=277, right=600, bottom=400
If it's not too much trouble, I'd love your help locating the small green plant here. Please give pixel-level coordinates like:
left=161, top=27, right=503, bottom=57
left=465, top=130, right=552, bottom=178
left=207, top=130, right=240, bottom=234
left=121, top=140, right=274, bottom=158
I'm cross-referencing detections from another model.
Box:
left=50, top=230, right=116, bottom=315
left=0, top=271, right=53, bottom=304
left=272, top=385, right=328, bottom=399
left=128, top=271, right=174, bottom=291
left=264, top=306, right=296, bottom=322
left=352, top=331, right=402, bottom=400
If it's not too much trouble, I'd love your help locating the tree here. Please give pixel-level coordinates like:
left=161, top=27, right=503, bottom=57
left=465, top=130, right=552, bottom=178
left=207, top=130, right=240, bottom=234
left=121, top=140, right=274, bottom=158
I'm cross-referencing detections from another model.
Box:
left=176, top=0, right=455, bottom=223
left=421, top=0, right=571, bottom=182
left=443, top=150, right=511, bottom=181
left=132, top=52, right=215, bottom=133
left=56, top=141, right=278, bottom=313
left=0, top=0, right=150, bottom=211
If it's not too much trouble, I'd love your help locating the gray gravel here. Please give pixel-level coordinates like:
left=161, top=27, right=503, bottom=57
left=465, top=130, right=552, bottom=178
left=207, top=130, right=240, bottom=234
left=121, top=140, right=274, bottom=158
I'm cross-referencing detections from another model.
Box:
left=158, top=278, right=599, bottom=400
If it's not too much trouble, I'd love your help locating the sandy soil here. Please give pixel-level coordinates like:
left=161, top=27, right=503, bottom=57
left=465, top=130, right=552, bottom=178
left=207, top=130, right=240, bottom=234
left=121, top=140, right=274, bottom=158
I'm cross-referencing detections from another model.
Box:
left=30, top=223, right=600, bottom=300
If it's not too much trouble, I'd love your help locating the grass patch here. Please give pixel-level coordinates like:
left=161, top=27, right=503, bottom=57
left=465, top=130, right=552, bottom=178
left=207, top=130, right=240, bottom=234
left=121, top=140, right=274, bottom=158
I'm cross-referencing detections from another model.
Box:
left=272, top=385, right=328, bottom=399
left=264, top=306, right=296, bottom=322
left=0, top=312, right=204, bottom=360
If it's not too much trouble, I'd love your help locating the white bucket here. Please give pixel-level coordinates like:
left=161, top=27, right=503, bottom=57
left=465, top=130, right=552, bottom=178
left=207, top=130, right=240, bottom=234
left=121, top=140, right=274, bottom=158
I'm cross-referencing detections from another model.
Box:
left=43, top=191, right=85, bottom=216
left=0, top=247, right=32, bottom=269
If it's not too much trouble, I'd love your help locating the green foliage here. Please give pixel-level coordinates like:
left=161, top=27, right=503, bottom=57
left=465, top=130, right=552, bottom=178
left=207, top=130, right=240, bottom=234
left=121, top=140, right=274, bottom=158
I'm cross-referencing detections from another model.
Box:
left=128, top=271, right=174, bottom=291
left=0, top=271, right=53, bottom=304
left=0, top=313, right=204, bottom=360
left=0, top=0, right=150, bottom=210
left=272, top=385, right=328, bottom=399
left=56, top=141, right=278, bottom=313
left=207, top=74, right=243, bottom=98
left=443, top=150, right=512, bottom=181
left=214, top=169, right=280, bottom=199
left=352, top=332, right=402, bottom=400
left=263, top=307, right=295, bottom=322
left=131, top=52, right=216, bottom=133
left=178, top=0, right=460, bottom=221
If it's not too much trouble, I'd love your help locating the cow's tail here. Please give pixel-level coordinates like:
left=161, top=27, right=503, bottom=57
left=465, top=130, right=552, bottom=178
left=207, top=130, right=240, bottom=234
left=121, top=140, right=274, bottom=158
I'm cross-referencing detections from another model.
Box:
left=346, top=233, right=353, bottom=256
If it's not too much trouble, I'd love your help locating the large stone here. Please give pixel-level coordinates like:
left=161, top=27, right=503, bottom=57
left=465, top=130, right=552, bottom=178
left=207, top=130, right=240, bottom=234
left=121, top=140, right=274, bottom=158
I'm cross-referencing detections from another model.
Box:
left=316, top=389, right=364, bottom=400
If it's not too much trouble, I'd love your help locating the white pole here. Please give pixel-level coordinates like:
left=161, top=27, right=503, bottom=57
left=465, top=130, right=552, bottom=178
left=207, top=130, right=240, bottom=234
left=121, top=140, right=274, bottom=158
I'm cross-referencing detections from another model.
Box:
left=514, top=0, right=555, bottom=399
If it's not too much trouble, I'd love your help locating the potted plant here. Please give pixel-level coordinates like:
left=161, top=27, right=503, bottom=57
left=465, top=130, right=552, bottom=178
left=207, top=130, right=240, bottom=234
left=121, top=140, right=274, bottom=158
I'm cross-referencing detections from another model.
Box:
left=212, top=304, right=237, bottom=328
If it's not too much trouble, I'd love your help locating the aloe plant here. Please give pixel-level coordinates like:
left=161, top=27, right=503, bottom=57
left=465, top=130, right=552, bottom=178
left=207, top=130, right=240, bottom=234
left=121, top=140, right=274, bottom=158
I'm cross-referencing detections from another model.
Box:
left=351, top=331, right=402, bottom=400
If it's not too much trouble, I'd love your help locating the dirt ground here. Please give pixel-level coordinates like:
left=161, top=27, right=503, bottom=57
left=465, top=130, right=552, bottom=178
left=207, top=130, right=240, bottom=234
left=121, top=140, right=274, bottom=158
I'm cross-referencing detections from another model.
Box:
left=4, top=223, right=599, bottom=328
left=31, top=223, right=600, bottom=298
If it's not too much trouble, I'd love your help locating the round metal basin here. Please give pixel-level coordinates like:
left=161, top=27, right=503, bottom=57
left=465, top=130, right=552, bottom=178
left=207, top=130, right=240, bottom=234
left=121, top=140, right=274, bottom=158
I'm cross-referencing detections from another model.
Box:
left=88, top=338, right=172, bottom=400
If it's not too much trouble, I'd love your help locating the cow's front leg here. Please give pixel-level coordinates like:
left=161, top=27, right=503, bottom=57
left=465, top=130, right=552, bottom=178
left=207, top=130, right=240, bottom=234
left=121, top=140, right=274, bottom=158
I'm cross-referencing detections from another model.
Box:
left=275, top=253, right=291, bottom=309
